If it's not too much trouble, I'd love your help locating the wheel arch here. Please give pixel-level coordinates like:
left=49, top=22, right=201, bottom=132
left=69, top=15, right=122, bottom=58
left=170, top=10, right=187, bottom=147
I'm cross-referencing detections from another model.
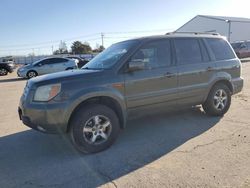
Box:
left=213, top=80, right=233, bottom=93
left=204, top=79, right=233, bottom=102
left=67, top=95, right=126, bottom=132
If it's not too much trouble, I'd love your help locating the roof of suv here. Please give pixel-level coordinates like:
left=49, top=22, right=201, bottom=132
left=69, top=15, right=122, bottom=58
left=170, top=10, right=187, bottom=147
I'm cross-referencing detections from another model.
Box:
left=130, top=32, right=224, bottom=42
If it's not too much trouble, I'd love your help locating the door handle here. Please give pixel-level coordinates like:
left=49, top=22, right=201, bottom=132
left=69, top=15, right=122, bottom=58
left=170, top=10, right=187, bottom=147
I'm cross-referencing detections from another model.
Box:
left=164, top=72, right=175, bottom=78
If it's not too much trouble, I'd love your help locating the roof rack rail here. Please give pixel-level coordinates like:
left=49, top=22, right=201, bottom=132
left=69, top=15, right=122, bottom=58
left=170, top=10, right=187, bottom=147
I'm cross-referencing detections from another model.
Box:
left=165, top=32, right=220, bottom=36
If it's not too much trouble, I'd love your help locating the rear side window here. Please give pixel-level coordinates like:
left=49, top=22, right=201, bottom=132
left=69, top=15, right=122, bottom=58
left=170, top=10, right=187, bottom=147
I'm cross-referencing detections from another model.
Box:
left=53, top=58, right=68, bottom=63
left=174, top=38, right=202, bottom=65
left=206, top=38, right=235, bottom=61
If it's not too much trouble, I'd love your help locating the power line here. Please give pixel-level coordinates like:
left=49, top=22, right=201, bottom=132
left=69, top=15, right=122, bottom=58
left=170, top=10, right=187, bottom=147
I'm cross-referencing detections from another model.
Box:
left=0, top=28, right=173, bottom=49
left=0, top=37, right=102, bottom=52
left=0, top=28, right=174, bottom=55
left=104, top=28, right=173, bottom=34
left=0, top=33, right=100, bottom=48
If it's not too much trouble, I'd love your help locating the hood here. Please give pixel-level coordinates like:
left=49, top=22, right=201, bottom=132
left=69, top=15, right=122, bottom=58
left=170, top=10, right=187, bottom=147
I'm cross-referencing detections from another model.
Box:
left=28, top=69, right=103, bottom=86
left=19, top=64, right=33, bottom=69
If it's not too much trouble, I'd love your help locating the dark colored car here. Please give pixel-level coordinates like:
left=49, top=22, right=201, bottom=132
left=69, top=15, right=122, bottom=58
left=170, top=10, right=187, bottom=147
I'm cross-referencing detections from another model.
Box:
left=231, top=41, right=250, bottom=58
left=0, top=62, right=15, bottom=76
left=67, top=56, right=89, bottom=68
left=18, top=33, right=243, bottom=153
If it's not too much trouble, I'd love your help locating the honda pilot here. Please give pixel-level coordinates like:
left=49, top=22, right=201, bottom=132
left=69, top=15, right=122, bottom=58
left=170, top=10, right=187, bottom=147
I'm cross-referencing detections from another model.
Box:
left=18, top=33, right=243, bottom=153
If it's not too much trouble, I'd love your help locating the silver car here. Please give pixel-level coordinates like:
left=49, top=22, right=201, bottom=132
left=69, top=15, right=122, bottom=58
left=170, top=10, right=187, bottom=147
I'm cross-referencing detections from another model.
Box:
left=17, top=57, right=78, bottom=78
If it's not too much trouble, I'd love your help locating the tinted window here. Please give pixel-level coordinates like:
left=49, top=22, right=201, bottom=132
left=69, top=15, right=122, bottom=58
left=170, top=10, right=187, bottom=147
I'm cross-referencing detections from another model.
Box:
left=206, top=38, right=235, bottom=60
left=49, top=58, right=68, bottom=64
left=174, top=38, right=202, bottom=64
left=39, top=59, right=49, bottom=65
left=246, top=42, right=250, bottom=48
left=131, top=40, right=171, bottom=69
left=231, top=42, right=242, bottom=49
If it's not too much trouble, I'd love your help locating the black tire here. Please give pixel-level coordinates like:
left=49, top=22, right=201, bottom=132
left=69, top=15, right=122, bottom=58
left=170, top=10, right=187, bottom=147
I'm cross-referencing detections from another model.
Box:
left=27, top=70, right=37, bottom=79
left=70, top=104, right=120, bottom=153
left=203, top=83, right=231, bottom=116
left=0, top=68, right=8, bottom=76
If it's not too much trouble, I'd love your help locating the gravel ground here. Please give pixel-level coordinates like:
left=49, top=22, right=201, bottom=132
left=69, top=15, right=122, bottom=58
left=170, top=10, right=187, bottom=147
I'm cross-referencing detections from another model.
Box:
left=0, top=64, right=249, bottom=188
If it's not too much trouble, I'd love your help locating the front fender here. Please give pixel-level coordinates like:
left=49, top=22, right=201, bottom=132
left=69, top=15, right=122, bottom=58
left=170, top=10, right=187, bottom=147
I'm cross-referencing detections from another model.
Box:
left=64, top=86, right=127, bottom=130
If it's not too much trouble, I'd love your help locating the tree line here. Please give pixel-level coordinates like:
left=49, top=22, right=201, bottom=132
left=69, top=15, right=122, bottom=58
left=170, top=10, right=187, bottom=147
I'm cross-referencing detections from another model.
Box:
left=53, top=41, right=105, bottom=55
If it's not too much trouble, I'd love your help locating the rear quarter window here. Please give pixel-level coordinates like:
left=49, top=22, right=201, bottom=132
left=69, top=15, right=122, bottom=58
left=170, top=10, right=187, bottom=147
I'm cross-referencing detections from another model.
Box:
left=206, top=38, right=235, bottom=61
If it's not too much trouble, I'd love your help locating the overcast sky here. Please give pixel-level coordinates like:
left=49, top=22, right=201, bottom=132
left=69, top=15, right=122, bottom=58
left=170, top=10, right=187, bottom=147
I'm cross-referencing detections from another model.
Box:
left=0, top=0, right=249, bottom=56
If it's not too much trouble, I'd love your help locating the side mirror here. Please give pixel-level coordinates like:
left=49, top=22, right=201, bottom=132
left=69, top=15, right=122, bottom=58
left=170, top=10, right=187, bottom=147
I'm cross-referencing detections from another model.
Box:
left=128, top=59, right=145, bottom=72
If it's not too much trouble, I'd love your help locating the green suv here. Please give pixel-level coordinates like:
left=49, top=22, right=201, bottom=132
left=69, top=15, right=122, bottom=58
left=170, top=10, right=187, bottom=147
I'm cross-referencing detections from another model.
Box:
left=18, top=33, right=243, bottom=153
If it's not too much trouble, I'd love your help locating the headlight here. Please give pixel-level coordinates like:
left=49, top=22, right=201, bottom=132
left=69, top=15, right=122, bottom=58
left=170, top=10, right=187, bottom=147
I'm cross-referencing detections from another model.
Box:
left=34, top=84, right=61, bottom=102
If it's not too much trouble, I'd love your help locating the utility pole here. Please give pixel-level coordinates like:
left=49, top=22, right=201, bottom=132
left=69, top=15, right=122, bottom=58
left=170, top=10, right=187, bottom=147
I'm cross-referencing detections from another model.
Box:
left=228, top=20, right=231, bottom=42
left=101, top=33, right=104, bottom=47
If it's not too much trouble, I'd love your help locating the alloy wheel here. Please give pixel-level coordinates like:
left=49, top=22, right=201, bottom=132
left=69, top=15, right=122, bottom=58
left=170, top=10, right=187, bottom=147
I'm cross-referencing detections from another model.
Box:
left=213, top=89, right=228, bottom=111
left=83, top=115, right=112, bottom=145
left=0, top=68, right=7, bottom=75
left=28, top=71, right=36, bottom=78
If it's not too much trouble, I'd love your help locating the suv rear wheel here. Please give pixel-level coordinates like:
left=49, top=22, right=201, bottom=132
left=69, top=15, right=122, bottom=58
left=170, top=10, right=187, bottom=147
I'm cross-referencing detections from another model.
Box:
left=0, top=68, right=8, bottom=76
left=70, top=104, right=120, bottom=153
left=203, top=83, right=231, bottom=116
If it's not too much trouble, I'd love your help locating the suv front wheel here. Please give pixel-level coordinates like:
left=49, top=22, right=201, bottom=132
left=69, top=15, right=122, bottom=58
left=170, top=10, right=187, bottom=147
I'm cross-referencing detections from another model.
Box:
left=70, top=104, right=120, bottom=153
left=203, top=83, right=231, bottom=116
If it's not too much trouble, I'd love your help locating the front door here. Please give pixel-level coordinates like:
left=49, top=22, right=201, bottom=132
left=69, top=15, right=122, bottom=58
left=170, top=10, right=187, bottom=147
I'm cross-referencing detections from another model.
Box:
left=124, top=39, right=178, bottom=109
left=35, top=59, right=54, bottom=75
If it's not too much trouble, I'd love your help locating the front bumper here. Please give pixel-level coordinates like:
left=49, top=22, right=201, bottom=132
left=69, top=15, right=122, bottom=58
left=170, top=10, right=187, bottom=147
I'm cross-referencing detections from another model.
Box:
left=17, top=70, right=27, bottom=78
left=232, top=77, right=244, bottom=94
left=18, top=99, right=69, bottom=134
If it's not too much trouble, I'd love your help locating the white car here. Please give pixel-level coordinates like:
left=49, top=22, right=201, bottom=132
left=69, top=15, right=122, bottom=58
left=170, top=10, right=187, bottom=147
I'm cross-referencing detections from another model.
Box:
left=17, top=57, right=78, bottom=78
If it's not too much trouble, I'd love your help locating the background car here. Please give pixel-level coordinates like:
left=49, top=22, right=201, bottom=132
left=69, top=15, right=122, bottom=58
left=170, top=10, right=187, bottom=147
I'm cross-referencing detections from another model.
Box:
left=231, top=41, right=250, bottom=58
left=66, top=56, right=89, bottom=68
left=0, top=61, right=15, bottom=76
left=17, top=57, right=78, bottom=79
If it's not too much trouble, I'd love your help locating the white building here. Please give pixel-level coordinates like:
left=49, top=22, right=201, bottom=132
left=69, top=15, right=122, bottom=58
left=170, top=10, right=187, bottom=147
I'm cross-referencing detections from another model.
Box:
left=176, top=15, right=250, bottom=42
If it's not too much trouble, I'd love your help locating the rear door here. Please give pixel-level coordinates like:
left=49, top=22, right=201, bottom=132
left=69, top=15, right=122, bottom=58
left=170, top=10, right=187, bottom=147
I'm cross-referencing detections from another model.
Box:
left=124, top=39, right=178, bottom=108
left=52, top=58, right=69, bottom=72
left=174, top=37, right=216, bottom=105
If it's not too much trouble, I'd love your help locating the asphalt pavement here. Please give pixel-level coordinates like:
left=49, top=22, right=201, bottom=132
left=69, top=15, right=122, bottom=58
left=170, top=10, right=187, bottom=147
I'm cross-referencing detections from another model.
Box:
left=0, top=67, right=249, bottom=188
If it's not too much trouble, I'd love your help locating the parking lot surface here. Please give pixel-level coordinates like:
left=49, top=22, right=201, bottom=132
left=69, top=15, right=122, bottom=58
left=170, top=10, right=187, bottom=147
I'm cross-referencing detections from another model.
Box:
left=0, top=65, right=250, bottom=188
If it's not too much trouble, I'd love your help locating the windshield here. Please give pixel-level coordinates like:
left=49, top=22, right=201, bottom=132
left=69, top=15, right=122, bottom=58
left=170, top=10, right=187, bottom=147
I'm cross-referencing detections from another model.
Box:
left=231, top=42, right=242, bottom=49
left=82, top=40, right=138, bottom=69
left=32, top=59, right=43, bottom=65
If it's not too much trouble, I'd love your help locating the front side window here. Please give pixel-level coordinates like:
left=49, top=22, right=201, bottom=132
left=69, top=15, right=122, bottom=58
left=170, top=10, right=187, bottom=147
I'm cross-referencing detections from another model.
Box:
left=82, top=40, right=138, bottom=69
left=34, top=59, right=48, bottom=66
left=206, top=38, right=235, bottom=61
left=174, top=38, right=202, bottom=65
left=131, top=40, right=171, bottom=69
